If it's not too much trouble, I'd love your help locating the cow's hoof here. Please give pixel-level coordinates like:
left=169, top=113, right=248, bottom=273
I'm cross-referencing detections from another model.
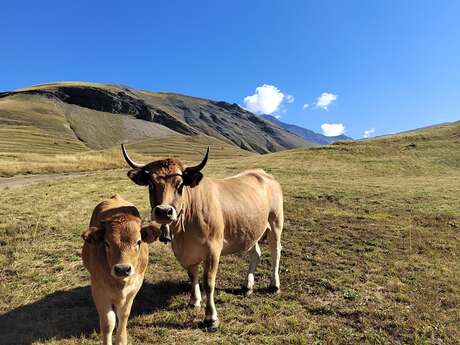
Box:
left=201, top=318, right=220, bottom=331
left=240, top=285, right=253, bottom=297
left=268, top=286, right=281, bottom=294
left=188, top=302, right=201, bottom=309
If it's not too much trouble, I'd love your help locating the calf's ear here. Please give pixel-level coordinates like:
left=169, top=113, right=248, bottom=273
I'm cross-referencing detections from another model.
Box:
left=182, top=170, right=203, bottom=188
left=127, top=168, right=150, bottom=186
left=81, top=226, right=104, bottom=243
left=141, top=224, right=160, bottom=243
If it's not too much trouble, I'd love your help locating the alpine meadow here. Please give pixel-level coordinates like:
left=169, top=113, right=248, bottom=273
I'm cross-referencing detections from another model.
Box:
left=2, top=2, right=460, bottom=344
left=0, top=83, right=459, bottom=344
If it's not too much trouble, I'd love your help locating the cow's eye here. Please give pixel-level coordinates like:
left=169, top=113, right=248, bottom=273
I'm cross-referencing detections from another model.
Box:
left=137, top=240, right=142, bottom=247
left=104, top=241, right=109, bottom=248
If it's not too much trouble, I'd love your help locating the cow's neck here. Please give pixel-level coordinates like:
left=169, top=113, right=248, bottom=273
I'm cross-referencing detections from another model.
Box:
left=169, top=178, right=207, bottom=236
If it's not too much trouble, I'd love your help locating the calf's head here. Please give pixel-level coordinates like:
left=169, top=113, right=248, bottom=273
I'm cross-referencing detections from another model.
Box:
left=82, top=214, right=159, bottom=279
left=121, top=145, right=208, bottom=224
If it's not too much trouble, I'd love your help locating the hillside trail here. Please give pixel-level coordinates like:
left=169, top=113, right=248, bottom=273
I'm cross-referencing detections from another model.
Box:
left=0, top=169, right=123, bottom=191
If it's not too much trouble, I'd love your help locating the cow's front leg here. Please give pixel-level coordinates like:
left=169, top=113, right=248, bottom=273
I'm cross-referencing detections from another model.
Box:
left=187, top=264, right=201, bottom=308
left=114, top=296, right=135, bottom=345
left=202, top=248, right=221, bottom=330
left=93, top=292, right=116, bottom=345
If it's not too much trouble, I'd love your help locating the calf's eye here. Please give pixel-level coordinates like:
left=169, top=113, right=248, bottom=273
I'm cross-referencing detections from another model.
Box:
left=104, top=241, right=109, bottom=248
left=137, top=240, right=142, bottom=247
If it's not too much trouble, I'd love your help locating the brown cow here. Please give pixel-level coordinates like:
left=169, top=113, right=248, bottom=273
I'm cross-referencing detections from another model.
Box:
left=121, top=145, right=284, bottom=330
left=82, top=194, right=159, bottom=345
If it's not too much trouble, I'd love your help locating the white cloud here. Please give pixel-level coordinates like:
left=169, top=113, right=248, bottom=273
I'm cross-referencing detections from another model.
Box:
left=363, top=128, right=375, bottom=138
left=286, top=94, right=295, bottom=103
left=321, top=123, right=345, bottom=137
left=315, top=92, right=337, bottom=110
left=244, top=84, right=285, bottom=114
left=302, top=103, right=309, bottom=110
left=274, top=115, right=282, bottom=119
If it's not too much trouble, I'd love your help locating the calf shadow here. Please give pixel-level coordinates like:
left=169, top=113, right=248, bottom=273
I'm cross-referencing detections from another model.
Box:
left=0, top=280, right=187, bottom=345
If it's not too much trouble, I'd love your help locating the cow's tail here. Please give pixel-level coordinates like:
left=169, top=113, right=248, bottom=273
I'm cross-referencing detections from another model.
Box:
left=259, top=223, right=270, bottom=243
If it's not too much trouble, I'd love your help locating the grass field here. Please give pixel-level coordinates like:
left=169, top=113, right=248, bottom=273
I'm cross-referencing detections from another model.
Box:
left=0, top=122, right=459, bottom=344
left=0, top=133, right=253, bottom=178
left=0, top=87, right=254, bottom=177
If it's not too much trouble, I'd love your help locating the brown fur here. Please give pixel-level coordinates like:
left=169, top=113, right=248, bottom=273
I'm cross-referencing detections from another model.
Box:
left=81, top=194, right=158, bottom=345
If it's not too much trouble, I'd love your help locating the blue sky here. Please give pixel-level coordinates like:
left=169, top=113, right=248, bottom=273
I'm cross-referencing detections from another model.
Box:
left=2, top=1, right=459, bottom=138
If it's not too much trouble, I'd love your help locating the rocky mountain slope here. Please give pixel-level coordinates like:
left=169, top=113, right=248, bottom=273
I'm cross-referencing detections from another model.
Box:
left=0, top=82, right=311, bottom=153
left=261, top=114, right=352, bottom=145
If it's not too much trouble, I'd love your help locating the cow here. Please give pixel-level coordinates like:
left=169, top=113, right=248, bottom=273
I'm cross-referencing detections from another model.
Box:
left=121, top=145, right=284, bottom=330
left=82, top=194, right=159, bottom=345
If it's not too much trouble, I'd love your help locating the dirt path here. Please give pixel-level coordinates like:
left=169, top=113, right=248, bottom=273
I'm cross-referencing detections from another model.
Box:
left=0, top=170, right=115, bottom=191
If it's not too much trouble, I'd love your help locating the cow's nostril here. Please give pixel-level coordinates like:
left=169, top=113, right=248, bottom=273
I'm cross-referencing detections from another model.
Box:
left=167, top=208, right=173, bottom=216
left=154, top=207, right=162, bottom=217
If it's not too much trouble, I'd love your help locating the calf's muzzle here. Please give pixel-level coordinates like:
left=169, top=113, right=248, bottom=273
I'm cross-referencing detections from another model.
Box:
left=113, top=264, right=132, bottom=277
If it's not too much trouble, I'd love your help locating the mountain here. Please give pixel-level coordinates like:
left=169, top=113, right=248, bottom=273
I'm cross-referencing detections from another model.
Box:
left=0, top=82, right=311, bottom=154
left=260, top=114, right=352, bottom=145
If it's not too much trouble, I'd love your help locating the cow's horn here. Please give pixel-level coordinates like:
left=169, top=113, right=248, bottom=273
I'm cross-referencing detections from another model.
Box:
left=121, top=144, right=144, bottom=169
left=187, top=146, right=209, bottom=172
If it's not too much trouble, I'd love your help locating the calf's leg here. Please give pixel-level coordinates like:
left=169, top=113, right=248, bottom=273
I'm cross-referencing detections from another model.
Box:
left=114, top=296, right=135, bottom=345
left=187, top=264, right=202, bottom=308
left=93, top=291, right=116, bottom=345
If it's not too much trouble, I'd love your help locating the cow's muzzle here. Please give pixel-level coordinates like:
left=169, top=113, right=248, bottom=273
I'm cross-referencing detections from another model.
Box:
left=153, top=205, right=177, bottom=224
left=113, top=264, right=133, bottom=278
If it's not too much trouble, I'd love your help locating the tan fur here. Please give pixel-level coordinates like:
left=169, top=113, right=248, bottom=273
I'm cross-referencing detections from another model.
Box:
left=82, top=194, right=158, bottom=345
left=127, top=156, right=284, bottom=328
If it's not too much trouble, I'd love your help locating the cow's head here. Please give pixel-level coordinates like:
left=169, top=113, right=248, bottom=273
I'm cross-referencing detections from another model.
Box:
left=82, top=214, right=159, bottom=279
left=121, top=144, right=209, bottom=224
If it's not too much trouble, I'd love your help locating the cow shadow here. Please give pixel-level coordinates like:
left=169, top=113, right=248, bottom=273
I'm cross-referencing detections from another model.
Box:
left=0, top=280, right=188, bottom=345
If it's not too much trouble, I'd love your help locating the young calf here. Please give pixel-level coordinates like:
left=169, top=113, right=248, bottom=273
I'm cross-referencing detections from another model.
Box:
left=82, top=194, right=158, bottom=345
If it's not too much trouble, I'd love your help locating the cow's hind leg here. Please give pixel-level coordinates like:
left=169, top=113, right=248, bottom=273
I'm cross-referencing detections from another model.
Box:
left=242, top=242, right=261, bottom=296
left=187, top=264, right=202, bottom=308
left=268, top=213, right=283, bottom=292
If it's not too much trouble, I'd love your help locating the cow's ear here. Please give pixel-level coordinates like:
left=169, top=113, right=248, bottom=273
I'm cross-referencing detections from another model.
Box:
left=127, top=168, right=150, bottom=186
left=182, top=169, right=203, bottom=188
left=141, top=224, right=160, bottom=243
left=82, top=226, right=104, bottom=243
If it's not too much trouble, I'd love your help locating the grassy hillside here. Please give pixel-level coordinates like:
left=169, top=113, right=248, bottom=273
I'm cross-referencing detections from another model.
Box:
left=0, top=132, right=253, bottom=177
left=0, top=82, right=310, bottom=154
left=0, top=121, right=459, bottom=344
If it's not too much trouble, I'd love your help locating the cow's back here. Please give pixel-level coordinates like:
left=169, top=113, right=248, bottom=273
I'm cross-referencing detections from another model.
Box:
left=89, top=194, right=140, bottom=228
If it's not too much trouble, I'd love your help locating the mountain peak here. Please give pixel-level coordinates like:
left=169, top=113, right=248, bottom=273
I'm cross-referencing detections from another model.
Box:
left=260, top=115, right=352, bottom=145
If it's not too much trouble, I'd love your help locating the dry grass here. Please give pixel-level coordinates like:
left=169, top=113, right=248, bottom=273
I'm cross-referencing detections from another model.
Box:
left=0, top=134, right=253, bottom=177
left=0, top=122, right=459, bottom=344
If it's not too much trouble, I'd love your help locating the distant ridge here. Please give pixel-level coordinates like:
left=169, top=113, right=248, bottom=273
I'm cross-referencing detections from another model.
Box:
left=260, top=114, right=352, bottom=145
